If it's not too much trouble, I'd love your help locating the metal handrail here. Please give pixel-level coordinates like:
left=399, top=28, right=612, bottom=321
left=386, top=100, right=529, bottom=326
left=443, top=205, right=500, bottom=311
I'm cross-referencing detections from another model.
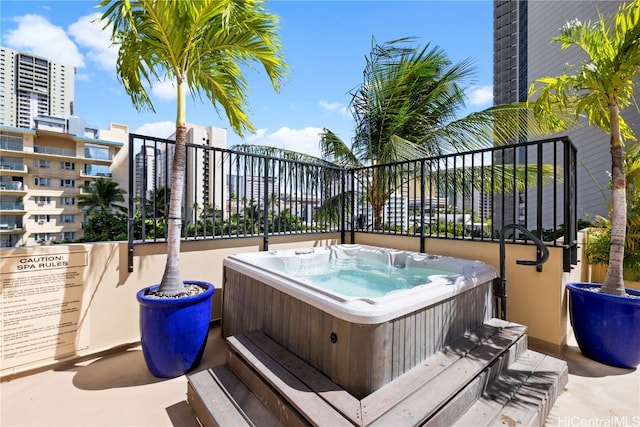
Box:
left=494, top=223, right=549, bottom=320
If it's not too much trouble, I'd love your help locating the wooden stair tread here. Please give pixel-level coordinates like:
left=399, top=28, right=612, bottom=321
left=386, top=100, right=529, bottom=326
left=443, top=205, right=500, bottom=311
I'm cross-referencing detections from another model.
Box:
left=360, top=320, right=522, bottom=423
left=188, top=367, right=254, bottom=427
left=212, top=365, right=286, bottom=426
left=242, top=330, right=362, bottom=424
left=187, top=320, right=567, bottom=427
left=227, top=333, right=355, bottom=426
left=365, top=322, right=528, bottom=426
left=423, top=335, right=529, bottom=427
left=486, top=353, right=568, bottom=427
left=454, top=350, right=569, bottom=427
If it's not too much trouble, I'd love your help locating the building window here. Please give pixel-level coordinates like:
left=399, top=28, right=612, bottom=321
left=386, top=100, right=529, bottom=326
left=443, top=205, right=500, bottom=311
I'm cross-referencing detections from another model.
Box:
left=34, top=196, right=51, bottom=205
left=34, top=177, right=51, bottom=187
left=84, top=144, right=110, bottom=160
left=84, top=164, right=111, bottom=177
left=61, top=232, right=75, bottom=241
left=34, top=214, right=50, bottom=223
left=60, top=214, right=75, bottom=223
left=61, top=179, right=75, bottom=188
left=34, top=233, right=52, bottom=242
left=0, top=131, right=23, bottom=151
left=60, top=196, right=75, bottom=205
left=60, top=161, right=75, bottom=170
left=36, top=159, right=51, bottom=168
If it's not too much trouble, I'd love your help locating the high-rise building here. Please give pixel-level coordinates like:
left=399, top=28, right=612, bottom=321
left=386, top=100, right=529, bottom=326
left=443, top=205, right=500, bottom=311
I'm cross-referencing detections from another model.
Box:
left=134, top=145, right=160, bottom=201
left=0, top=47, right=127, bottom=247
left=140, top=125, right=227, bottom=222
left=0, top=47, right=75, bottom=128
left=493, top=1, right=640, bottom=224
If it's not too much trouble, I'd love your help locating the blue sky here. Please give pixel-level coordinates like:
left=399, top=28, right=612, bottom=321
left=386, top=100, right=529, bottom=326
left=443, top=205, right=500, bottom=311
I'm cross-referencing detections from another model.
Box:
left=1, top=1, right=494, bottom=157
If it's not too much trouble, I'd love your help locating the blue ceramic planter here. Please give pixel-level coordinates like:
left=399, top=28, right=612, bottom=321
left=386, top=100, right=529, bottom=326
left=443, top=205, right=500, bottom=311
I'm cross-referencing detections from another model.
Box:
left=567, top=282, right=640, bottom=368
left=137, top=281, right=215, bottom=378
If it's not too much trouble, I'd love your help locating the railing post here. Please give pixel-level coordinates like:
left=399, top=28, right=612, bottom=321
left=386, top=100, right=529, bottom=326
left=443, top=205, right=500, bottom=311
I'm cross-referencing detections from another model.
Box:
left=127, top=134, right=135, bottom=272
left=263, top=157, right=270, bottom=251
left=341, top=169, right=346, bottom=244
left=420, top=159, right=426, bottom=253
left=563, top=138, right=578, bottom=272
left=536, top=141, right=544, bottom=272
left=350, top=170, right=355, bottom=244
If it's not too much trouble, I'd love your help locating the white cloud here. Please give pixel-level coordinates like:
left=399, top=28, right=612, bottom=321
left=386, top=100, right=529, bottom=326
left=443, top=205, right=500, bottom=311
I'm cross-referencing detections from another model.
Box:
left=468, top=85, right=493, bottom=106
left=69, top=12, right=117, bottom=71
left=4, top=14, right=84, bottom=68
left=152, top=79, right=177, bottom=101
left=243, top=126, right=324, bottom=158
left=134, top=121, right=176, bottom=139
left=75, top=72, right=91, bottom=83
left=319, top=100, right=350, bottom=118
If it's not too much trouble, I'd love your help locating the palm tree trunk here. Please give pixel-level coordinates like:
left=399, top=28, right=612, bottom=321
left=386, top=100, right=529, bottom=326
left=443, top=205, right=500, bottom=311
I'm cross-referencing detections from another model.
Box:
left=602, top=102, right=627, bottom=296
left=159, top=76, right=188, bottom=295
left=373, top=204, right=384, bottom=230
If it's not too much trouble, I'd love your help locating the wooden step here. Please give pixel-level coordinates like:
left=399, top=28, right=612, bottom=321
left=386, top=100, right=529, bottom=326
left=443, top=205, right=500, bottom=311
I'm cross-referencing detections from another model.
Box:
left=360, top=319, right=527, bottom=424
left=188, top=365, right=281, bottom=427
left=423, top=333, right=529, bottom=427
left=187, top=320, right=567, bottom=427
left=239, top=330, right=362, bottom=423
left=452, top=350, right=568, bottom=427
left=226, top=332, right=357, bottom=426
left=364, top=320, right=528, bottom=426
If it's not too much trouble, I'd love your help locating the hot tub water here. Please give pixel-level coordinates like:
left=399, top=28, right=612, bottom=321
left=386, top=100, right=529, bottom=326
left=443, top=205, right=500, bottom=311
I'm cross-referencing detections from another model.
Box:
left=280, top=257, right=456, bottom=297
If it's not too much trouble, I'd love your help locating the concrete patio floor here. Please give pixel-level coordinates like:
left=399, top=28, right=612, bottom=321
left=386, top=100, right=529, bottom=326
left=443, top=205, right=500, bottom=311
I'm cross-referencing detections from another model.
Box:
left=1, top=322, right=638, bottom=427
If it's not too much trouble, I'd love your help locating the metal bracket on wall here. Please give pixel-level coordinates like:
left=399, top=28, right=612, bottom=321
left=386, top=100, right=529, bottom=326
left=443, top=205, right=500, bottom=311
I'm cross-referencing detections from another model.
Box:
left=495, top=223, right=550, bottom=320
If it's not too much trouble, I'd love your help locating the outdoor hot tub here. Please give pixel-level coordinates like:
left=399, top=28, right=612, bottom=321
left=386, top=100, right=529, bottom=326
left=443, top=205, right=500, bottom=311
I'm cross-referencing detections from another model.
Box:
left=222, top=244, right=497, bottom=398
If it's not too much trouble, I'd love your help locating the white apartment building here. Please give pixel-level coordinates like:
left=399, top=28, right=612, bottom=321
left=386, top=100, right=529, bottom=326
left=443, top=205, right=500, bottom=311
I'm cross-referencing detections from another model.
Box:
left=0, top=47, right=75, bottom=128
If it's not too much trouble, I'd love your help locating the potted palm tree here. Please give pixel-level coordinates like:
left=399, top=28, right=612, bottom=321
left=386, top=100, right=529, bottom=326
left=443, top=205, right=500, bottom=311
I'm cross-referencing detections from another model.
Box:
left=99, top=0, right=287, bottom=377
left=530, top=0, right=640, bottom=368
left=585, top=145, right=640, bottom=288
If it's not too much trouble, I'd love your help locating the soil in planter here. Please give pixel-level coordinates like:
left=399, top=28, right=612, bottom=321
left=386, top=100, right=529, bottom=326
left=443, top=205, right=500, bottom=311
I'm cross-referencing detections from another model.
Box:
left=144, top=284, right=206, bottom=299
left=583, top=286, right=640, bottom=299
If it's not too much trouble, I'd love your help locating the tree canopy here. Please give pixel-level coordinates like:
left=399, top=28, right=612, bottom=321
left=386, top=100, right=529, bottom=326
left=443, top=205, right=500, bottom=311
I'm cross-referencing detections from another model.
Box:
left=100, top=0, right=288, bottom=295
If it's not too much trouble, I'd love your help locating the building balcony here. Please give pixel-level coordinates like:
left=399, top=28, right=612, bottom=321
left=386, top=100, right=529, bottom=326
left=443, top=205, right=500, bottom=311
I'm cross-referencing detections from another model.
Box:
left=0, top=141, right=24, bottom=152
left=0, top=162, right=28, bottom=175
left=80, top=170, right=113, bottom=178
left=0, top=223, right=24, bottom=232
left=0, top=181, right=26, bottom=192
left=33, top=145, right=77, bottom=157
left=83, top=151, right=112, bottom=161
left=0, top=202, right=25, bottom=211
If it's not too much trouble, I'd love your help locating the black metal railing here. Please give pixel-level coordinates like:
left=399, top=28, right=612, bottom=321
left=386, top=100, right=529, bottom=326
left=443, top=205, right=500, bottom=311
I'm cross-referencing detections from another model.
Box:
left=348, top=137, right=578, bottom=250
left=127, top=134, right=578, bottom=273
